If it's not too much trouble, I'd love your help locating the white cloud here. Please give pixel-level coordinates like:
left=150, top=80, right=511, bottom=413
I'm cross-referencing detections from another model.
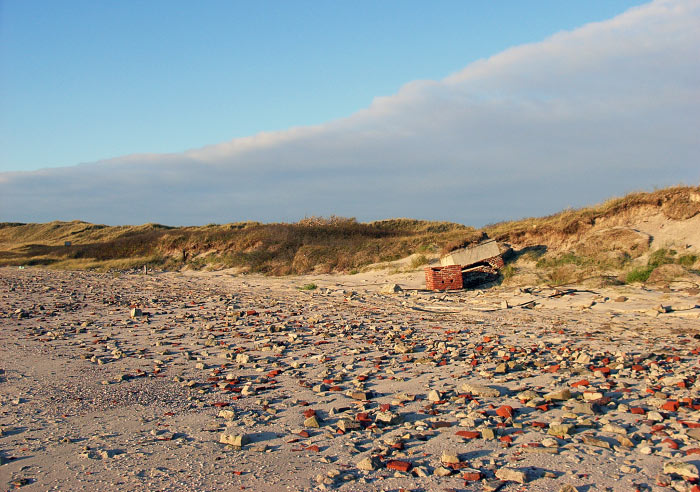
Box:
left=1, top=0, right=699, bottom=226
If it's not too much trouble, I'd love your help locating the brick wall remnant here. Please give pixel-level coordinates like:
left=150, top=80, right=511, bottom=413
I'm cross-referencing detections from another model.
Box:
left=424, top=265, right=463, bottom=291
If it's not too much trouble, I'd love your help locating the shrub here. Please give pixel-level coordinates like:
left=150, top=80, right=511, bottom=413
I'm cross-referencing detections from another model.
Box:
left=647, top=248, right=675, bottom=269
left=536, top=252, right=584, bottom=269
left=298, top=283, right=317, bottom=290
left=677, top=254, right=698, bottom=267
left=410, top=254, right=429, bottom=269
left=501, top=264, right=516, bottom=280
left=625, top=266, right=654, bottom=283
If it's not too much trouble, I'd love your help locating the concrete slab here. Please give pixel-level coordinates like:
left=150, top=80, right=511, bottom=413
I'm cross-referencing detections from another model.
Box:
left=440, top=239, right=501, bottom=267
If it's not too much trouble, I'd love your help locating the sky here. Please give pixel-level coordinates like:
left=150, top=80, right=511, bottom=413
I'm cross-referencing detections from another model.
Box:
left=1, top=0, right=698, bottom=226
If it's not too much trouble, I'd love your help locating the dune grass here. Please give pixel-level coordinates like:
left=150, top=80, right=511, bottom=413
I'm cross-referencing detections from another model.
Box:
left=0, top=217, right=472, bottom=274
left=2, top=186, right=698, bottom=278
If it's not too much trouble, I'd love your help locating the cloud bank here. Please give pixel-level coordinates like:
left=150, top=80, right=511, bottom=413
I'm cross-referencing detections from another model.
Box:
left=2, top=0, right=699, bottom=226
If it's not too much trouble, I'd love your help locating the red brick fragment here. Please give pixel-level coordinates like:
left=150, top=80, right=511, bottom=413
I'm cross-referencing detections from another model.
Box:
left=571, top=379, right=590, bottom=388
left=496, top=405, right=514, bottom=418
left=455, top=431, right=480, bottom=439
left=303, top=409, right=316, bottom=418
left=386, top=460, right=412, bottom=472
left=630, top=407, right=646, bottom=415
left=662, top=438, right=679, bottom=450
left=431, top=421, right=453, bottom=429
left=686, top=448, right=700, bottom=456
left=463, top=471, right=482, bottom=481
left=661, top=400, right=679, bottom=412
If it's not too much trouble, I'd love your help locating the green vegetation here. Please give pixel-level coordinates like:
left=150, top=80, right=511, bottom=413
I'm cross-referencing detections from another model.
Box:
left=500, top=264, right=516, bottom=280
left=625, top=266, right=654, bottom=284
left=678, top=254, right=698, bottom=267
left=624, top=248, right=697, bottom=284
left=410, top=254, right=429, bottom=269
left=298, top=283, right=317, bottom=290
left=536, top=252, right=586, bottom=269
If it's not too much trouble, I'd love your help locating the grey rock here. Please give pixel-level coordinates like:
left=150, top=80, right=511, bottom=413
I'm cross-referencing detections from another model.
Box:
left=582, top=434, right=610, bottom=449
left=219, top=433, right=250, bottom=447
left=460, top=382, right=500, bottom=398
left=380, top=283, right=403, bottom=294
left=440, top=450, right=460, bottom=464
left=356, top=457, right=379, bottom=471
left=433, top=466, right=453, bottom=476
left=548, top=424, right=574, bottom=437
left=544, top=388, right=572, bottom=401
left=663, top=461, right=699, bottom=480
left=495, top=467, right=528, bottom=483
left=571, top=402, right=599, bottom=415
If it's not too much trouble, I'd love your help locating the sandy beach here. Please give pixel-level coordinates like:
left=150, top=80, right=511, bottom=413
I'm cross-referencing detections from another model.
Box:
left=1, top=266, right=699, bottom=491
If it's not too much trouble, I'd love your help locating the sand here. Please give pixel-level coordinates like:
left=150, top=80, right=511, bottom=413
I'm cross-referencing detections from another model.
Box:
left=1, top=266, right=699, bottom=491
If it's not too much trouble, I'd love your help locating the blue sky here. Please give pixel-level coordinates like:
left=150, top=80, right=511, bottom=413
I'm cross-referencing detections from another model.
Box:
left=1, top=0, right=698, bottom=226
left=1, top=0, right=646, bottom=172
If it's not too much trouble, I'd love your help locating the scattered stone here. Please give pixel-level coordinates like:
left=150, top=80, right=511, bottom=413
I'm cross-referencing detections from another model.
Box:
left=337, top=419, right=360, bottom=432
left=495, top=467, right=528, bottom=484
left=413, top=466, right=430, bottom=478
left=4, top=264, right=700, bottom=491
left=440, top=450, right=460, bottom=464
left=461, top=382, right=500, bottom=398
left=375, top=411, right=402, bottom=425
left=428, top=389, right=442, bottom=402
left=571, top=402, right=599, bottom=415
left=218, top=410, right=236, bottom=420
left=559, top=485, right=578, bottom=492
left=481, top=428, right=496, bottom=440
left=346, top=390, right=369, bottom=401
left=663, top=461, right=699, bottom=480
left=220, top=432, right=250, bottom=447
left=433, top=466, right=454, bottom=476
left=356, top=457, right=379, bottom=471
left=582, top=434, right=611, bottom=449
left=544, top=388, right=572, bottom=401
left=483, top=479, right=505, bottom=492
left=548, top=424, right=574, bottom=437
left=380, top=283, right=403, bottom=294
